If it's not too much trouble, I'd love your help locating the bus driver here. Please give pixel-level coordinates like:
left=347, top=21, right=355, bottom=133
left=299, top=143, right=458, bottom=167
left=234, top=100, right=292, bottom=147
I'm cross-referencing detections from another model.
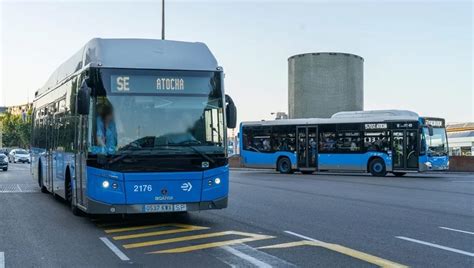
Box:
left=96, top=104, right=117, bottom=154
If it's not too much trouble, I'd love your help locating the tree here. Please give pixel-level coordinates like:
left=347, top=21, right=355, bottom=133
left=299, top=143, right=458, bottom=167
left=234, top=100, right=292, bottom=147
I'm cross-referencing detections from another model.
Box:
left=0, top=111, right=31, bottom=148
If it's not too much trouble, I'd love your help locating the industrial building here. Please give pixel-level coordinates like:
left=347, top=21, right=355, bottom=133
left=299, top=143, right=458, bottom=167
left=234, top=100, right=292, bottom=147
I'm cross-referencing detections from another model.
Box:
left=288, top=52, right=363, bottom=118
left=447, top=122, right=474, bottom=156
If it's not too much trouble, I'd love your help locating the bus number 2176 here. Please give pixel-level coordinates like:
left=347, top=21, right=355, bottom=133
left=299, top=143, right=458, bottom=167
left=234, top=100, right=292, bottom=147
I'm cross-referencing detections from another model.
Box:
left=134, top=184, right=152, bottom=192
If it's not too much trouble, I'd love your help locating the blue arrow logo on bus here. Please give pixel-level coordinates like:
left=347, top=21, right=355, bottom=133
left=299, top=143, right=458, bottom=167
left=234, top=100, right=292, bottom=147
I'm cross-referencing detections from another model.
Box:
left=181, top=182, right=192, bottom=192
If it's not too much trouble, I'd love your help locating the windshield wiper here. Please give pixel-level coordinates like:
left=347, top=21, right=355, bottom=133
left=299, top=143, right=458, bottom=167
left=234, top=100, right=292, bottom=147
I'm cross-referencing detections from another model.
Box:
left=167, top=143, right=216, bottom=165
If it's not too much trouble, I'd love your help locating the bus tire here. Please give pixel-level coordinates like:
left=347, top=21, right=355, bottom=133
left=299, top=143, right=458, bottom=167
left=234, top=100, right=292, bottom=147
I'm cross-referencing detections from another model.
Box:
left=38, top=164, right=48, bottom=193
left=66, top=171, right=83, bottom=217
left=277, top=157, right=293, bottom=174
left=393, top=172, right=406, bottom=177
left=369, top=158, right=387, bottom=177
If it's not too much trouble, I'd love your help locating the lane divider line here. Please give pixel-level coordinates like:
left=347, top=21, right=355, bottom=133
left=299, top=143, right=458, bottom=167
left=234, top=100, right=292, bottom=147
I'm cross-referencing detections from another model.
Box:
left=439, top=226, right=474, bottom=235
left=284, top=231, right=408, bottom=268
left=100, top=237, right=130, bottom=261
left=396, top=236, right=474, bottom=257
left=146, top=231, right=274, bottom=254
left=221, top=245, right=272, bottom=268
left=0, top=252, right=4, bottom=268
left=112, top=225, right=209, bottom=241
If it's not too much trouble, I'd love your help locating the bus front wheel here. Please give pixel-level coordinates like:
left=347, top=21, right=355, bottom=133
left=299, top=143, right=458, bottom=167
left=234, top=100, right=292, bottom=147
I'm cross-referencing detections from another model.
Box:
left=66, top=175, right=83, bottom=217
left=369, top=158, right=387, bottom=177
left=277, top=157, right=293, bottom=174
left=38, top=165, right=48, bottom=193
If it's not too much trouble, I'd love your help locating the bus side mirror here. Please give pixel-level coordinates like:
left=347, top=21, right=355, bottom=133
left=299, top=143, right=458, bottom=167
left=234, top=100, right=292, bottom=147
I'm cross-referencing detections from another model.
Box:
left=225, top=94, right=237, bottom=129
left=77, top=80, right=91, bottom=115
left=428, top=126, right=434, bottom=136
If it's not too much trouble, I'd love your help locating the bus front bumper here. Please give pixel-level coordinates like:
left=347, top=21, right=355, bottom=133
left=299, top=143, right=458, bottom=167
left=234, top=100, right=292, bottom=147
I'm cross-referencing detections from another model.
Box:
left=84, top=196, right=228, bottom=214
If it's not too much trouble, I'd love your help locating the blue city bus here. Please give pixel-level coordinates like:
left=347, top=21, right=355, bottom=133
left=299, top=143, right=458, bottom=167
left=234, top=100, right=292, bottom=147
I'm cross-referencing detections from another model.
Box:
left=240, top=110, right=448, bottom=176
left=31, top=38, right=237, bottom=215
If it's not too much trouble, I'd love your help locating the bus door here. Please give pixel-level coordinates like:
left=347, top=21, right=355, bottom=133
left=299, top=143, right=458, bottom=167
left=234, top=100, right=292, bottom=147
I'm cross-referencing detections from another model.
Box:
left=392, top=130, right=419, bottom=170
left=51, top=116, right=60, bottom=192
left=45, top=116, right=53, bottom=191
left=74, top=114, right=88, bottom=208
left=296, top=126, right=318, bottom=170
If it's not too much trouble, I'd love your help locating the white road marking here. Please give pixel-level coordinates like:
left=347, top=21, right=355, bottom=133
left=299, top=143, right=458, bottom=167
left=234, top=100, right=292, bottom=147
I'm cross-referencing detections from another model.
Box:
left=439, top=227, right=474, bottom=235
left=284, top=231, right=322, bottom=242
left=16, top=184, right=22, bottom=192
left=0, top=252, right=4, bottom=268
left=99, top=237, right=130, bottom=261
left=396, top=236, right=474, bottom=257
left=221, top=244, right=295, bottom=267
left=222, top=245, right=273, bottom=268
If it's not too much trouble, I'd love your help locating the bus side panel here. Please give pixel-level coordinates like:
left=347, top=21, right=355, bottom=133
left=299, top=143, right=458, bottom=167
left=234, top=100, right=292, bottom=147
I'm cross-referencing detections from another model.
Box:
left=319, top=152, right=392, bottom=172
left=241, top=150, right=296, bottom=169
left=202, top=165, right=229, bottom=201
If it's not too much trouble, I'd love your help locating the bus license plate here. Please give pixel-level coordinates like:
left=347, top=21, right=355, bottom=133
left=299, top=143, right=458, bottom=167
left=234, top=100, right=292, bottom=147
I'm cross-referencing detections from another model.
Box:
left=143, top=204, right=187, bottom=213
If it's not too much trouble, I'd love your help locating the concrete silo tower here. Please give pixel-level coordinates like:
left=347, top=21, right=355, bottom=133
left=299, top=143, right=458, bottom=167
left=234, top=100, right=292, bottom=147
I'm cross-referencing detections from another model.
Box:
left=288, top=52, right=364, bottom=118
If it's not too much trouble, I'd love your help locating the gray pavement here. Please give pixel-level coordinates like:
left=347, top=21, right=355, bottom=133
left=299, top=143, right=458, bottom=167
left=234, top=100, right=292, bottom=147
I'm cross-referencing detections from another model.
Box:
left=0, top=164, right=473, bottom=267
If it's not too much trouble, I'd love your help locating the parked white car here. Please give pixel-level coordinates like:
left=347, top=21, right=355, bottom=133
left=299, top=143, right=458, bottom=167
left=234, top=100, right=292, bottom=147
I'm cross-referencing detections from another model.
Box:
left=8, top=149, right=31, bottom=163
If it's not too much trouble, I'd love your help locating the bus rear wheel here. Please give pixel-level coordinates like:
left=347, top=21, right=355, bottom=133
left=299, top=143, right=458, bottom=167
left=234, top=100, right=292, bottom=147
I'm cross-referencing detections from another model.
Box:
left=393, top=172, right=406, bottom=177
left=277, top=157, right=293, bottom=174
left=369, top=158, right=387, bottom=177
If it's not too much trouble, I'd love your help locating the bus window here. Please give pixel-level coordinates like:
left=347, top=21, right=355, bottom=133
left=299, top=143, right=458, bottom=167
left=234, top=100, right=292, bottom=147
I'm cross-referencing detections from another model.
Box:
left=319, top=132, right=336, bottom=152
left=364, top=131, right=390, bottom=152
left=271, top=125, right=296, bottom=152
left=242, top=126, right=272, bottom=153
left=336, top=132, right=362, bottom=152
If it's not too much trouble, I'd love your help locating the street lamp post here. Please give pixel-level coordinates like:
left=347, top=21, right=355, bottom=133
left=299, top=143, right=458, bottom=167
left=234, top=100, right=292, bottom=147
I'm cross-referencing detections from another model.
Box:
left=161, top=0, right=165, bottom=40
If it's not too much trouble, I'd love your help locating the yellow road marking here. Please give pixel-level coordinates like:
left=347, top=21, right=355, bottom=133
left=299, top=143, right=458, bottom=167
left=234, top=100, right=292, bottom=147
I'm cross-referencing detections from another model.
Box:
left=259, top=240, right=407, bottom=268
left=105, top=224, right=171, bottom=234
left=147, top=231, right=274, bottom=254
left=105, top=223, right=207, bottom=234
left=112, top=225, right=209, bottom=240
left=124, top=231, right=234, bottom=249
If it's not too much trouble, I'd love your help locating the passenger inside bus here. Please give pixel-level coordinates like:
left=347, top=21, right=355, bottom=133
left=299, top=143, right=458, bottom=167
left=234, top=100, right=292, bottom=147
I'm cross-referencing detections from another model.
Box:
left=96, top=103, right=117, bottom=154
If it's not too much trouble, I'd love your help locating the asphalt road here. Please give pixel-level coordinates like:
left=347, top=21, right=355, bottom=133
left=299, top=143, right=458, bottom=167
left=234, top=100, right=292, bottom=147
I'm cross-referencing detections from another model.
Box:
left=0, top=164, right=473, bottom=267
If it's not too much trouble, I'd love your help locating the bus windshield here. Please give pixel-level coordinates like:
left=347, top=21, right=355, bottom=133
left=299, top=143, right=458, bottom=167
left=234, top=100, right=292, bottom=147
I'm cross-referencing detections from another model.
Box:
left=423, top=127, right=448, bottom=156
left=89, top=69, right=224, bottom=157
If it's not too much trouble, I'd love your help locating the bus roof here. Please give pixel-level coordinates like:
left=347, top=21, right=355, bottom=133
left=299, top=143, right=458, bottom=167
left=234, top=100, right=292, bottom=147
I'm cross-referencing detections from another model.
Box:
left=241, top=110, right=422, bottom=126
left=37, top=38, right=219, bottom=97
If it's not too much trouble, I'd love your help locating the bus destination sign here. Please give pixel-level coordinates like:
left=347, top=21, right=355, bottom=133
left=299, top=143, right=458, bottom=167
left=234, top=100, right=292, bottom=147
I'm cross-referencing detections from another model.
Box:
left=110, top=75, right=212, bottom=94
left=425, top=119, right=444, bottom=127
left=364, top=123, right=387, bottom=130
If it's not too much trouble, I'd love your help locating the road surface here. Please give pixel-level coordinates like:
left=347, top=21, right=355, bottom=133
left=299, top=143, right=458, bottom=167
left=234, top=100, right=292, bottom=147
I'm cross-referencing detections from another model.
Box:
left=0, top=164, right=473, bottom=267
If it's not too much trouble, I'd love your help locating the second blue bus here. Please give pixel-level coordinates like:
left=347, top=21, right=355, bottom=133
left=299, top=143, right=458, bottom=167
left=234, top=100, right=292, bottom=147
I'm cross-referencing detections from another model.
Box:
left=240, top=110, right=448, bottom=176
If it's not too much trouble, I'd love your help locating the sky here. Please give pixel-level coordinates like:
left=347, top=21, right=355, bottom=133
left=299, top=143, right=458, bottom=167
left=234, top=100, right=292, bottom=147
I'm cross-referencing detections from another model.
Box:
left=0, top=0, right=473, bottom=124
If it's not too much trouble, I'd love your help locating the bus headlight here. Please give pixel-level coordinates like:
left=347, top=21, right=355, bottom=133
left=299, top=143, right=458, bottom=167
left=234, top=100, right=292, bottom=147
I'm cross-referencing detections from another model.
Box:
left=214, top=178, right=221, bottom=185
left=425, top=162, right=432, bottom=168
left=102, top=180, right=110, bottom=188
